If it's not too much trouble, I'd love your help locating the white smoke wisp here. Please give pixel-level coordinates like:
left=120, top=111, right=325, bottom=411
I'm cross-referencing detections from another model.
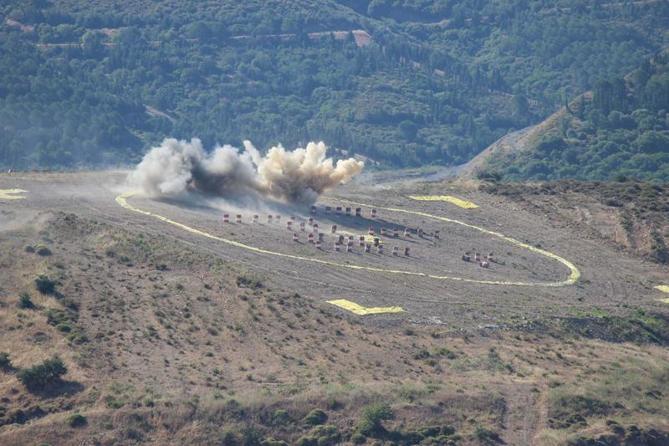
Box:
left=128, top=138, right=364, bottom=203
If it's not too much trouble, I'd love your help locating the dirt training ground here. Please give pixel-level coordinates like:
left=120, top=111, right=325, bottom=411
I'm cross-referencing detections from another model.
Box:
left=2, top=171, right=667, bottom=329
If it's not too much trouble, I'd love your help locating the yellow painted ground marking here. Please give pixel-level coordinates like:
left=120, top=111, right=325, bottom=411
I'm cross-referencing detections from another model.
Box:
left=654, top=285, right=669, bottom=293
left=657, top=298, right=669, bottom=304
left=116, top=192, right=580, bottom=287
left=408, top=195, right=479, bottom=209
left=0, top=188, right=27, bottom=200
left=341, top=198, right=581, bottom=286
left=327, top=299, right=404, bottom=315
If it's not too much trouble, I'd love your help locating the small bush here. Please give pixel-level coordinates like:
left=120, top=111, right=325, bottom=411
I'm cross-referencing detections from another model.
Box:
left=104, top=394, right=126, bottom=409
left=413, top=349, right=430, bottom=360
left=650, top=231, right=669, bottom=264
left=418, top=427, right=440, bottom=438
left=296, top=425, right=340, bottom=446
left=66, top=331, right=89, bottom=345
left=36, top=246, right=52, bottom=256
left=240, top=426, right=263, bottom=446
left=303, top=409, right=328, bottom=426
left=220, top=430, right=240, bottom=446
left=604, top=198, right=623, bottom=207
left=296, top=434, right=314, bottom=445
left=548, top=394, right=611, bottom=429
left=18, top=292, right=35, bottom=309
left=356, top=403, right=393, bottom=437
left=236, top=274, right=263, bottom=289
left=0, top=352, right=11, bottom=371
left=351, top=433, right=366, bottom=444
left=35, top=275, right=56, bottom=295
left=17, top=356, right=67, bottom=391
left=271, top=409, right=291, bottom=426
left=474, top=426, right=501, bottom=444
left=67, top=413, right=87, bottom=428
left=46, top=308, right=72, bottom=327
left=56, top=322, right=72, bottom=333
left=312, top=424, right=340, bottom=445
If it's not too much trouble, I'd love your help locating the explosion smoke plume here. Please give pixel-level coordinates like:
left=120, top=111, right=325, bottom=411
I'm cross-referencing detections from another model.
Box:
left=128, top=138, right=364, bottom=203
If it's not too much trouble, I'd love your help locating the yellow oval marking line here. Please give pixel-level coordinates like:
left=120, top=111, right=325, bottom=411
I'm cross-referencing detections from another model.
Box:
left=340, top=198, right=580, bottom=286
left=327, top=299, right=404, bottom=315
left=116, top=192, right=580, bottom=287
left=0, top=188, right=27, bottom=200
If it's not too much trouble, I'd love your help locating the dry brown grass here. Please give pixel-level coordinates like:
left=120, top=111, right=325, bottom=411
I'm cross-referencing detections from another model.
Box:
left=0, top=208, right=667, bottom=445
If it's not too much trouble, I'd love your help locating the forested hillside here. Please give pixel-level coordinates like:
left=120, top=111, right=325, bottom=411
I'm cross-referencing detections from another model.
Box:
left=479, top=52, right=669, bottom=181
left=1, top=0, right=667, bottom=169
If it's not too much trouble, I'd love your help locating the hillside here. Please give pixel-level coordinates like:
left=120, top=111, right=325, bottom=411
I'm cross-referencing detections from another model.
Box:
left=2, top=171, right=669, bottom=445
left=1, top=0, right=668, bottom=169
left=469, top=51, right=669, bottom=182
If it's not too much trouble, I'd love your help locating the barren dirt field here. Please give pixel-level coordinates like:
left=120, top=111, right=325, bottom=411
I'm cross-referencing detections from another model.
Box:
left=2, top=171, right=666, bottom=327
left=1, top=171, right=669, bottom=446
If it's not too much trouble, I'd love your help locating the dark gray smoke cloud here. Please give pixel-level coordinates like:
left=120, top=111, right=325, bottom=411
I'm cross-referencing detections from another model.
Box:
left=128, top=138, right=364, bottom=203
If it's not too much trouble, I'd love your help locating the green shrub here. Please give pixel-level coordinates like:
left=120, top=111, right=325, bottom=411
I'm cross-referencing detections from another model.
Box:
left=303, top=409, right=328, bottom=426
left=36, top=245, right=52, bottom=256
left=418, top=426, right=442, bottom=438
left=413, top=349, right=430, bottom=360
left=220, top=430, right=240, bottom=446
left=46, top=308, right=71, bottom=326
left=356, top=403, right=393, bottom=437
left=650, top=230, right=669, bottom=264
left=474, top=426, right=501, bottom=444
left=236, top=274, right=263, bottom=289
left=271, top=409, right=291, bottom=426
left=18, top=292, right=35, bottom=309
left=296, top=425, right=340, bottom=446
left=45, top=308, right=87, bottom=344
left=548, top=394, right=611, bottom=429
left=35, top=275, right=56, bottom=295
left=104, top=394, right=125, bottom=409
left=312, top=425, right=340, bottom=445
left=67, top=413, right=87, bottom=428
left=0, top=352, right=11, bottom=370
left=351, top=433, right=366, bottom=444
left=240, top=426, right=263, bottom=446
left=17, top=356, right=67, bottom=391
left=295, top=437, right=315, bottom=446
left=57, top=323, right=72, bottom=333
